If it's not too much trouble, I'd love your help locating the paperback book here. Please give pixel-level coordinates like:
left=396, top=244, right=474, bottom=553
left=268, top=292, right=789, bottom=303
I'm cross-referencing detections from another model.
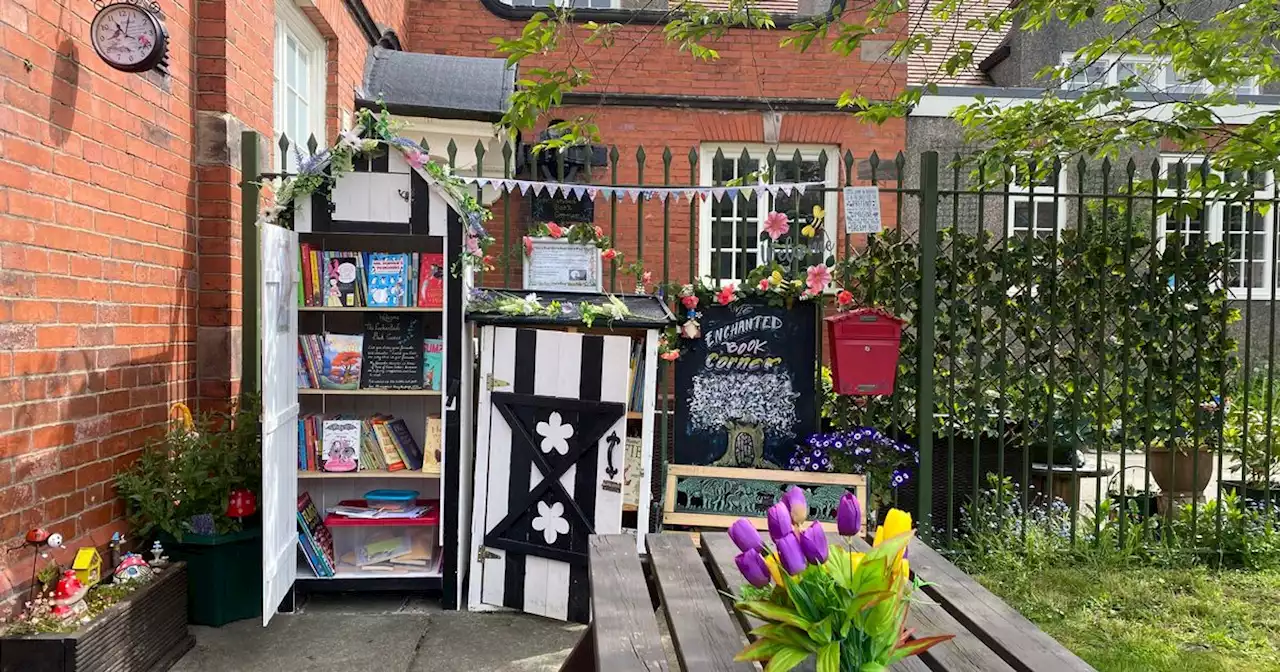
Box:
left=423, top=338, right=443, bottom=392
left=365, top=253, right=411, bottom=307
left=320, top=333, right=364, bottom=390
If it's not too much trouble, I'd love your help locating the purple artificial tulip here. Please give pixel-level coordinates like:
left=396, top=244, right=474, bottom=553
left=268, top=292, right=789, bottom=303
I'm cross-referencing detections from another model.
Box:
left=799, top=521, right=829, bottom=565
left=782, top=486, right=808, bottom=526
left=774, top=532, right=808, bottom=575
left=766, top=502, right=792, bottom=542
left=836, top=491, right=863, bottom=537
left=728, top=518, right=764, bottom=553
left=734, top=548, right=771, bottom=588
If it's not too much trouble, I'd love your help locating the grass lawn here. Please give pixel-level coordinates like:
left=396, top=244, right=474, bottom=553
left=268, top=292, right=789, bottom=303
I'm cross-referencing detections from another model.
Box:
left=970, top=563, right=1280, bottom=671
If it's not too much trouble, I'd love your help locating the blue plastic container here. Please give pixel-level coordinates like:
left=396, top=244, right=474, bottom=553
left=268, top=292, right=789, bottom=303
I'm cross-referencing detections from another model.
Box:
left=364, top=489, right=419, bottom=511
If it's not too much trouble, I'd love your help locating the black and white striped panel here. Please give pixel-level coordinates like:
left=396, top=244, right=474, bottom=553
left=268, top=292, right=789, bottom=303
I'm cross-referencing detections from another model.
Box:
left=475, top=327, right=629, bottom=623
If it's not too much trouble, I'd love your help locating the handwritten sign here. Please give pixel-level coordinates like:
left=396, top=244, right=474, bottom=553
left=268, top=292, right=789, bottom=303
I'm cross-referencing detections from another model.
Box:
left=674, top=299, right=817, bottom=468
left=532, top=193, right=595, bottom=224
left=843, top=186, right=882, bottom=234
left=360, top=313, right=425, bottom=389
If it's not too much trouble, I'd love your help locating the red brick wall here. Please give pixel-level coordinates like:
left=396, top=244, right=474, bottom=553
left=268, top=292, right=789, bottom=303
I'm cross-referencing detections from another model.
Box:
left=0, top=0, right=396, bottom=614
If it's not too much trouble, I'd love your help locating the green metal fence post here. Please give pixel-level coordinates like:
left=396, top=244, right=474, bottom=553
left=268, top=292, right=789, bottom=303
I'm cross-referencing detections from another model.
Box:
left=240, top=130, right=261, bottom=395
left=917, top=151, right=940, bottom=533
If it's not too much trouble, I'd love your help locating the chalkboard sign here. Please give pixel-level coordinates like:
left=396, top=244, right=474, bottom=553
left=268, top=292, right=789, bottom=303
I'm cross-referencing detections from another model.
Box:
left=360, top=313, right=426, bottom=389
left=674, top=299, right=818, bottom=468
left=531, top=194, right=594, bottom=224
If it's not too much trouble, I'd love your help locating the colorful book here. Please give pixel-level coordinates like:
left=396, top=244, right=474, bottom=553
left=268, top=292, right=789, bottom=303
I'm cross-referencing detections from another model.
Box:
left=418, top=253, right=445, bottom=308
left=298, top=531, right=326, bottom=577
left=321, top=417, right=360, bottom=472
left=297, top=492, right=335, bottom=577
left=388, top=418, right=424, bottom=471
left=310, top=248, right=322, bottom=307
left=325, top=254, right=361, bottom=307
left=423, top=338, right=443, bottom=392
left=296, top=345, right=312, bottom=388
left=364, top=253, right=411, bottom=307
left=320, top=333, right=363, bottom=390
left=423, top=416, right=442, bottom=474
left=371, top=418, right=407, bottom=471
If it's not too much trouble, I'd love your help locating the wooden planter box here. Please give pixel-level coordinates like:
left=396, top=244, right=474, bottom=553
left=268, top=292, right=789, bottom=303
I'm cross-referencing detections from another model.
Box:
left=0, top=561, right=194, bottom=672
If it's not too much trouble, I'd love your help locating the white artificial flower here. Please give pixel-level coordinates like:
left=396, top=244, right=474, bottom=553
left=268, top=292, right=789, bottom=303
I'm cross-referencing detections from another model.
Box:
left=530, top=501, right=570, bottom=544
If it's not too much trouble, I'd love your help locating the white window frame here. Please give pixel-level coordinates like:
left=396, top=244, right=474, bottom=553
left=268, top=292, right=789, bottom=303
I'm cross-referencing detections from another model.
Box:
left=274, top=0, right=327, bottom=171
left=697, top=143, right=840, bottom=286
left=1060, top=52, right=1257, bottom=96
left=1006, top=164, right=1068, bottom=239
left=1158, top=155, right=1277, bottom=299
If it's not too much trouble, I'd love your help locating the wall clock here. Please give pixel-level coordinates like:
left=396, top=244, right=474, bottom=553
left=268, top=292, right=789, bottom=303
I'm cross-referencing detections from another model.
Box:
left=90, top=2, right=168, bottom=73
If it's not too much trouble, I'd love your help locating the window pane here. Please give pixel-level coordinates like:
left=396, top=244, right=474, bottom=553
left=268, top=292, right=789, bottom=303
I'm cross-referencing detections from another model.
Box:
left=712, top=219, right=735, bottom=248
left=712, top=156, right=736, bottom=185
left=739, top=193, right=757, bottom=218
left=1034, top=201, right=1057, bottom=235
left=1012, top=201, right=1031, bottom=233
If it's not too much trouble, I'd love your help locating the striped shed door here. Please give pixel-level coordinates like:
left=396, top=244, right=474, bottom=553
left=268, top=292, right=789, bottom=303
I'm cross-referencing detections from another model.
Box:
left=472, top=327, right=629, bottom=622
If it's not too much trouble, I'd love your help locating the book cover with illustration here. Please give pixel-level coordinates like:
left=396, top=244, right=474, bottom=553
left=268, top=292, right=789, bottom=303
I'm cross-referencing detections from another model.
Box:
left=321, top=418, right=361, bottom=472
left=297, top=492, right=335, bottom=577
left=417, top=253, right=446, bottom=308
left=365, top=253, right=410, bottom=307
left=325, top=254, right=361, bottom=307
left=320, top=333, right=364, bottom=389
left=423, top=416, right=442, bottom=473
left=423, top=338, right=443, bottom=391
left=387, top=418, right=424, bottom=471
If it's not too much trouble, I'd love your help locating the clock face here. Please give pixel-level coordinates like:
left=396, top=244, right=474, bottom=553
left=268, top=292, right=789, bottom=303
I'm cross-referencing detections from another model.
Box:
left=90, top=4, right=164, bottom=72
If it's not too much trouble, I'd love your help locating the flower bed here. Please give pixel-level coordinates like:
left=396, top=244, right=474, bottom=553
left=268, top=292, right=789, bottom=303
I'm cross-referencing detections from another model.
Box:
left=0, top=562, right=192, bottom=672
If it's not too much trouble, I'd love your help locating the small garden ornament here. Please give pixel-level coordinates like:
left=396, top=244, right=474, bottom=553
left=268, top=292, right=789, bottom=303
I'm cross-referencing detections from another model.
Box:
left=49, top=571, right=88, bottom=622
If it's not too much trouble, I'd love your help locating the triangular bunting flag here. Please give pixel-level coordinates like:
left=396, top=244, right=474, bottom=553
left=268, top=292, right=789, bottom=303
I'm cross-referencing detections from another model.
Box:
left=683, top=189, right=699, bottom=202
left=711, top=187, right=727, bottom=201
left=626, top=189, right=642, bottom=203
left=586, top=187, right=599, bottom=200
left=781, top=185, right=794, bottom=197
left=795, top=184, right=807, bottom=195
left=518, top=181, right=533, bottom=195
left=656, top=190, right=669, bottom=202
left=535, top=183, right=549, bottom=197
left=571, top=186, right=586, bottom=200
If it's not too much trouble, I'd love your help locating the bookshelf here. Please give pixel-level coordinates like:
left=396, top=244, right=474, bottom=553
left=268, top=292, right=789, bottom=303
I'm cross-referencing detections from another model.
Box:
left=260, top=143, right=468, bottom=608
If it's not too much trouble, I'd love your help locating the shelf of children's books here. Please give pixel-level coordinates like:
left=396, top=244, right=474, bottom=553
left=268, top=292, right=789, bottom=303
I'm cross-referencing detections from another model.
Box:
left=298, top=389, right=442, bottom=396
left=299, top=306, right=443, bottom=313
left=297, top=471, right=440, bottom=479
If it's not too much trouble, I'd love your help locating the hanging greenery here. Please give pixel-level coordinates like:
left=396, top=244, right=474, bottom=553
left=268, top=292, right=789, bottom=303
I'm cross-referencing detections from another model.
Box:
left=255, top=107, right=495, bottom=273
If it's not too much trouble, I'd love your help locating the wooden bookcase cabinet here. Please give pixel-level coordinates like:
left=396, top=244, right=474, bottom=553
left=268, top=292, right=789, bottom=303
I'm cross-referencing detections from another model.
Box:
left=259, top=147, right=472, bottom=626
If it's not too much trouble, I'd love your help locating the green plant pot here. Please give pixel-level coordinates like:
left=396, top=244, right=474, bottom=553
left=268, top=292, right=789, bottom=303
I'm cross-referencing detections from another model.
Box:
left=159, top=527, right=262, bottom=627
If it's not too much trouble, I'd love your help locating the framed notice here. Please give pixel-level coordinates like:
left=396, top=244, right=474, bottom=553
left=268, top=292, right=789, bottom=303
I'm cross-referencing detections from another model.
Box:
left=523, top=238, right=603, bottom=293
left=843, top=186, right=883, bottom=234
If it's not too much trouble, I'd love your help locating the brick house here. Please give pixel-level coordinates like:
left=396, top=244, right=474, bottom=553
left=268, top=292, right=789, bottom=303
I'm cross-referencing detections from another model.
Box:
left=0, top=0, right=907, bottom=613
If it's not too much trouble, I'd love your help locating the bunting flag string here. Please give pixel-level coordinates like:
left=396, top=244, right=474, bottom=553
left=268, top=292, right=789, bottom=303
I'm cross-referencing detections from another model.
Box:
left=455, top=176, right=829, bottom=204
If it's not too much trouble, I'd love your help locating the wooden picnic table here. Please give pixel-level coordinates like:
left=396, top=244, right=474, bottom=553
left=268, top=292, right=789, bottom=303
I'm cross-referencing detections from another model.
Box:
left=561, top=532, right=1097, bottom=672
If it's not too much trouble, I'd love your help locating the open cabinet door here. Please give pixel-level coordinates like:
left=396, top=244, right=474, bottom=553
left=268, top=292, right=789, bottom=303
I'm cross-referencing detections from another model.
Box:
left=260, top=223, right=299, bottom=626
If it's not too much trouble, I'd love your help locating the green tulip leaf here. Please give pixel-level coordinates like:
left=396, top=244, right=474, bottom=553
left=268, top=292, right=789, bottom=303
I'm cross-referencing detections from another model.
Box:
left=816, top=642, right=840, bottom=672
left=764, top=646, right=811, bottom=672
left=738, top=600, right=812, bottom=630
left=735, top=638, right=788, bottom=662
left=889, top=634, right=956, bottom=663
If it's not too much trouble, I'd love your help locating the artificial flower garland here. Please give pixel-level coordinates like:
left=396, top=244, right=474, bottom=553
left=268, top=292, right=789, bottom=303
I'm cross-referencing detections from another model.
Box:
left=522, top=221, right=619, bottom=263
left=468, top=289, right=632, bottom=329
left=256, top=107, right=495, bottom=273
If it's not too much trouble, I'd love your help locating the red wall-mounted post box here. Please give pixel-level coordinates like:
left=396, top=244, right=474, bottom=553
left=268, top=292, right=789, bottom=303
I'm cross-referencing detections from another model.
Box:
left=825, top=308, right=905, bottom=396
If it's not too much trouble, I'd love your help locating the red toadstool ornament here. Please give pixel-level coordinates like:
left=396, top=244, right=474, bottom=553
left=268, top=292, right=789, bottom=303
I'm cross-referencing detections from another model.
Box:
left=226, top=488, right=257, bottom=520
left=50, top=570, right=88, bottom=621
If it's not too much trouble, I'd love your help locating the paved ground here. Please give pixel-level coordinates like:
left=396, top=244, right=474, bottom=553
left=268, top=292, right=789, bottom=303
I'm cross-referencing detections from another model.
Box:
left=171, top=593, right=585, bottom=672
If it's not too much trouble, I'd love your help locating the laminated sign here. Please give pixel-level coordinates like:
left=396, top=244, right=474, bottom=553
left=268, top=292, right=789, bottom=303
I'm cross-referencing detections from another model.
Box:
left=843, top=186, right=882, bottom=234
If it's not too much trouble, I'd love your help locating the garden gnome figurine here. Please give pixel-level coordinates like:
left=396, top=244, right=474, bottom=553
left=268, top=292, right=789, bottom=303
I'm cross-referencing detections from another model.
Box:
left=50, top=570, right=88, bottom=621
left=108, top=532, right=124, bottom=570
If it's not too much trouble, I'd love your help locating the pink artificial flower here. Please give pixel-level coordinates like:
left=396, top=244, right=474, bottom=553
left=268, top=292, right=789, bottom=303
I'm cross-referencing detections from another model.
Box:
left=762, top=211, right=790, bottom=241
left=642, top=270, right=653, bottom=286
left=404, top=148, right=426, bottom=169
left=837, top=289, right=853, bottom=307
left=545, top=222, right=564, bottom=238
left=660, top=350, right=680, bottom=361
left=523, top=236, right=534, bottom=257
left=601, top=248, right=619, bottom=261
left=806, top=263, right=832, bottom=295
left=681, top=294, right=699, bottom=310
left=465, top=234, right=482, bottom=255
left=758, top=278, right=770, bottom=291
left=594, top=225, right=605, bottom=238
left=482, top=255, right=494, bottom=267
left=716, top=283, right=737, bottom=306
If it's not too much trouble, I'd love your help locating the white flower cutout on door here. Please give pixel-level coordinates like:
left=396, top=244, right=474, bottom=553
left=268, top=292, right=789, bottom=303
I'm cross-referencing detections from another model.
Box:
left=535, top=411, right=574, bottom=455
left=531, top=500, right=570, bottom=544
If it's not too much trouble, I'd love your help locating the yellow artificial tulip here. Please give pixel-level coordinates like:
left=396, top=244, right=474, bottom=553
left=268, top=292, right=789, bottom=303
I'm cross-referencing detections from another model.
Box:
left=849, top=551, right=864, bottom=573
left=764, top=554, right=784, bottom=586
left=880, top=509, right=913, bottom=543
left=894, top=557, right=910, bottom=582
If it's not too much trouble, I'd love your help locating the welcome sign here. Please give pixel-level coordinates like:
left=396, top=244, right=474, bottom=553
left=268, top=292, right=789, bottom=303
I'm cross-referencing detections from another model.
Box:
left=674, top=299, right=818, bottom=468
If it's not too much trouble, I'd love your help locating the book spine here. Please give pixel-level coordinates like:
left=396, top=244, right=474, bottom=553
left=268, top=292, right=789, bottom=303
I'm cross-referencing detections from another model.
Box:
left=373, top=421, right=406, bottom=471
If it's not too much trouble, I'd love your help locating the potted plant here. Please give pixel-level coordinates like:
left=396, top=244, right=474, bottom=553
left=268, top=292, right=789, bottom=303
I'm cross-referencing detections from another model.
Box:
left=789, top=427, right=919, bottom=527
left=114, top=394, right=262, bottom=627
left=1146, top=402, right=1218, bottom=501
left=1222, top=370, right=1280, bottom=506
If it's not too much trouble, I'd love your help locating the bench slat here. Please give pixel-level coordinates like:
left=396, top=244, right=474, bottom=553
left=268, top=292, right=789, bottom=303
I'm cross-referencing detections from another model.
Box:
left=588, top=535, right=670, bottom=672
left=907, top=541, right=1097, bottom=672
left=702, top=532, right=930, bottom=672
left=647, top=533, right=755, bottom=672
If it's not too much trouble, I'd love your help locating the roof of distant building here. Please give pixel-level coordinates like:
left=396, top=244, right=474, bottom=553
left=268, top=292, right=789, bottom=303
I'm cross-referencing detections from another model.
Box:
left=907, top=0, right=1010, bottom=86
